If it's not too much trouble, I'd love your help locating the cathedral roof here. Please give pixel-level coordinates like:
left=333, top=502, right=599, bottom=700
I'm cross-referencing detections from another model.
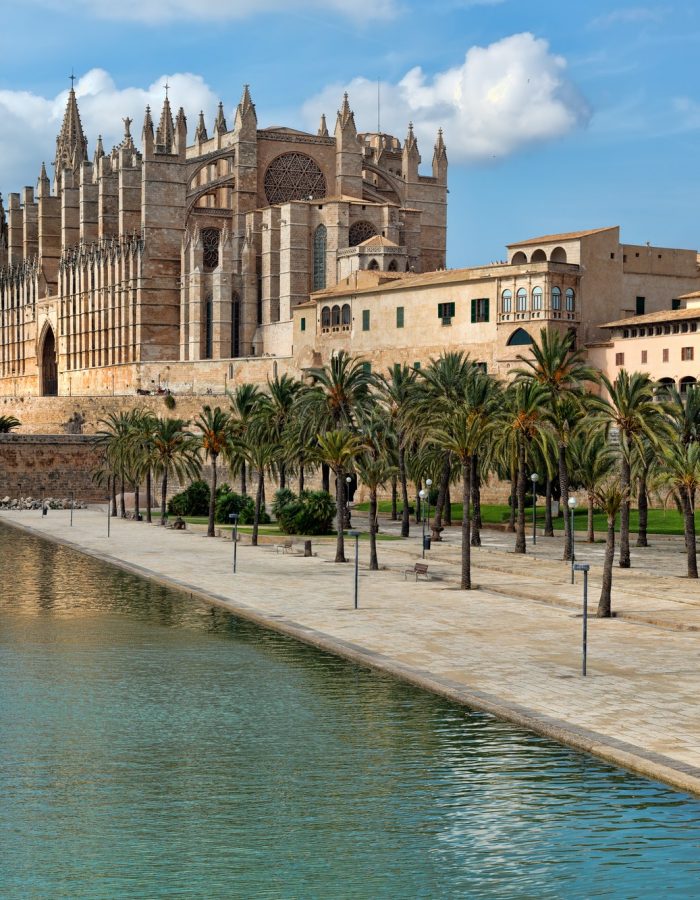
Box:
left=508, top=227, right=616, bottom=247
left=357, top=235, right=400, bottom=249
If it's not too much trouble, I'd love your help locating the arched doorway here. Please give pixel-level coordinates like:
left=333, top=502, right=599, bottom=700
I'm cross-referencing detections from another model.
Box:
left=41, top=326, right=58, bottom=396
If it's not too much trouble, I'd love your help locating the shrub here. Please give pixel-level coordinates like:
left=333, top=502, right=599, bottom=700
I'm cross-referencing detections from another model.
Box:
left=168, top=479, right=211, bottom=516
left=215, top=490, right=270, bottom=525
left=276, top=489, right=335, bottom=535
left=272, top=488, right=296, bottom=521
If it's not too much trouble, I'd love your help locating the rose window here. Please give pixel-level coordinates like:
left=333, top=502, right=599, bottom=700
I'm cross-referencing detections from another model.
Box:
left=264, top=153, right=327, bottom=205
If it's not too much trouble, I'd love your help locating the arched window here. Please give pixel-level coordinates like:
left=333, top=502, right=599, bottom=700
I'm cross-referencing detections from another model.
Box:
left=551, top=286, right=562, bottom=310
left=502, top=289, right=512, bottom=313
left=681, top=376, right=697, bottom=396
left=321, top=306, right=330, bottom=329
left=331, top=305, right=341, bottom=327
left=507, top=328, right=534, bottom=346
left=204, top=295, right=213, bottom=359
left=551, top=246, right=567, bottom=263
left=512, top=251, right=527, bottom=265
left=341, top=304, right=351, bottom=326
left=349, top=221, right=377, bottom=246
left=313, top=224, right=327, bottom=291
left=531, top=249, right=547, bottom=263
left=388, top=259, right=398, bottom=272
left=532, top=287, right=543, bottom=310
left=565, top=288, right=575, bottom=312
left=202, top=228, right=220, bottom=272
left=367, top=258, right=379, bottom=271
left=516, top=288, right=527, bottom=312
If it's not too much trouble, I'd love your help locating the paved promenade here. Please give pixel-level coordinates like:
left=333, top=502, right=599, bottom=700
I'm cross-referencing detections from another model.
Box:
left=3, top=507, right=700, bottom=797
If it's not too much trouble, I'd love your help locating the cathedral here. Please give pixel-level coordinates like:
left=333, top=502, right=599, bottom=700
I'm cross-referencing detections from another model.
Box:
left=0, top=82, right=448, bottom=397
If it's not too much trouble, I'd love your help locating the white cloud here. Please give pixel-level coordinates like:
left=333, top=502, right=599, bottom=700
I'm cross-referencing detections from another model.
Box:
left=588, top=6, right=665, bottom=29
left=31, top=0, right=397, bottom=22
left=302, top=33, right=590, bottom=163
left=0, top=70, right=220, bottom=194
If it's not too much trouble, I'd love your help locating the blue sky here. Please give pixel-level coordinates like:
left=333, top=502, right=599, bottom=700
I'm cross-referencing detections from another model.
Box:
left=1, top=0, right=699, bottom=266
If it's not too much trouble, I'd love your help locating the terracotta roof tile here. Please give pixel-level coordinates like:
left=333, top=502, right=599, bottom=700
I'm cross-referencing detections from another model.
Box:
left=508, top=227, right=617, bottom=248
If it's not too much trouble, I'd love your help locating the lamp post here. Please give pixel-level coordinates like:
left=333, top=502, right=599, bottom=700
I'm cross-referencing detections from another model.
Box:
left=70, top=490, right=74, bottom=527
left=574, top=563, right=590, bottom=676
left=425, top=478, right=432, bottom=537
left=348, top=529, right=360, bottom=608
left=345, top=475, right=352, bottom=529
left=229, top=512, right=239, bottom=573
left=530, top=473, right=539, bottom=545
left=568, top=496, right=578, bottom=583
left=419, top=489, right=427, bottom=558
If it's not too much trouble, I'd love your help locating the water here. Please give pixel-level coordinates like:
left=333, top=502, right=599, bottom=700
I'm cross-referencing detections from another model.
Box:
left=1, top=524, right=700, bottom=899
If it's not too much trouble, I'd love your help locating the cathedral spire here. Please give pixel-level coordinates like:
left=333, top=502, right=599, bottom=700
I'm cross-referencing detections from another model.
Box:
left=432, top=127, right=447, bottom=182
left=317, top=113, right=329, bottom=137
left=214, top=101, right=228, bottom=135
left=53, top=80, right=88, bottom=189
left=240, top=84, right=255, bottom=118
left=195, top=110, right=208, bottom=144
left=336, top=92, right=356, bottom=132
left=37, top=162, right=51, bottom=198
left=94, top=134, right=105, bottom=164
left=142, top=105, right=154, bottom=158
left=402, top=121, right=421, bottom=181
left=155, top=91, right=175, bottom=153
left=234, top=85, right=257, bottom=139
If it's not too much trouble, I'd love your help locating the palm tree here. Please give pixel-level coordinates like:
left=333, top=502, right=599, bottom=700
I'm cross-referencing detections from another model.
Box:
left=415, top=352, right=476, bottom=541
left=431, top=369, right=499, bottom=589
left=131, top=411, right=158, bottom=523
left=495, top=381, right=554, bottom=554
left=96, top=410, right=140, bottom=518
left=515, top=328, right=597, bottom=561
left=594, top=480, right=626, bottom=618
left=240, top=437, right=279, bottom=546
left=660, top=441, right=700, bottom=578
left=355, top=451, right=395, bottom=570
left=227, top=383, right=262, bottom=494
left=596, top=370, right=670, bottom=568
left=379, top=363, right=418, bottom=537
left=316, top=428, right=364, bottom=563
left=150, top=418, right=201, bottom=525
left=568, top=425, right=617, bottom=543
left=252, top=374, right=301, bottom=489
left=0, top=415, right=20, bottom=432
left=194, top=405, right=231, bottom=537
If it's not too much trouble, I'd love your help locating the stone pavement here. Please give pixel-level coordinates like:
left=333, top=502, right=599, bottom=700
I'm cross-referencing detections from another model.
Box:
left=3, top=507, right=700, bottom=797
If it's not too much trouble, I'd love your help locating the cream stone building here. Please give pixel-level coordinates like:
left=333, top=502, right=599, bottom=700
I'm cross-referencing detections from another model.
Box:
left=293, top=227, right=700, bottom=378
left=0, top=82, right=447, bottom=398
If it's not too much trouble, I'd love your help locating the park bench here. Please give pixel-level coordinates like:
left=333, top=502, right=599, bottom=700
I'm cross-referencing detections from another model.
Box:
left=275, top=539, right=294, bottom=554
left=404, top=562, right=430, bottom=581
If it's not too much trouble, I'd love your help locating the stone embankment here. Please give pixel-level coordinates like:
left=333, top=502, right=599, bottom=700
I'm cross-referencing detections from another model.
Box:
left=0, top=496, right=89, bottom=510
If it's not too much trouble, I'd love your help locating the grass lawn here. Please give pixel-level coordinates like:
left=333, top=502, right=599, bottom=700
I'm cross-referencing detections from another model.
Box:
left=171, top=516, right=400, bottom=541
left=356, top=500, right=697, bottom=536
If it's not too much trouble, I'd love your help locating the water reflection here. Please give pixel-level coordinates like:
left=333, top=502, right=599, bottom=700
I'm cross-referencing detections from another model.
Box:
left=2, top=521, right=700, bottom=898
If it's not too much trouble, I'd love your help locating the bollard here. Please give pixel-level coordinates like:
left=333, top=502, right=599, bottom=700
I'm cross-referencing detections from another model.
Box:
left=304, top=539, right=312, bottom=558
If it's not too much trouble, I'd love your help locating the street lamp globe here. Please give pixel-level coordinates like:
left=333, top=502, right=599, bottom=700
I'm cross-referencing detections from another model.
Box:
left=426, top=479, right=432, bottom=488
left=531, top=473, right=539, bottom=485
left=568, top=496, right=578, bottom=510
left=419, top=489, right=426, bottom=499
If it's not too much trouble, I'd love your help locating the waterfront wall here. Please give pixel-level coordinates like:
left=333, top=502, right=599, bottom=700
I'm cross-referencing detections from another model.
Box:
left=0, top=434, right=104, bottom=500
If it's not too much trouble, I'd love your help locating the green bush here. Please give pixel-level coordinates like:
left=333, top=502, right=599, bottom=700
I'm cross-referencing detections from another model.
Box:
left=272, top=488, right=296, bottom=520
left=276, top=490, right=335, bottom=535
left=215, top=490, right=270, bottom=525
left=168, top=479, right=211, bottom=516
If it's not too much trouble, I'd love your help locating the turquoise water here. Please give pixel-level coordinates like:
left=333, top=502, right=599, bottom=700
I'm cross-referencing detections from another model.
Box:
left=2, top=523, right=700, bottom=898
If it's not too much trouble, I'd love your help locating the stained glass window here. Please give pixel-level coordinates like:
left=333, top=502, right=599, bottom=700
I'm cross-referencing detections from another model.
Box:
left=348, top=221, right=377, bottom=246
left=264, top=153, right=327, bottom=205
left=202, top=228, right=220, bottom=272
left=313, top=225, right=327, bottom=291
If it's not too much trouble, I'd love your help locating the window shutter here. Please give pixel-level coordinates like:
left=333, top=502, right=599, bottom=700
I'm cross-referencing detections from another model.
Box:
left=471, top=298, right=476, bottom=323
left=484, top=298, right=490, bottom=322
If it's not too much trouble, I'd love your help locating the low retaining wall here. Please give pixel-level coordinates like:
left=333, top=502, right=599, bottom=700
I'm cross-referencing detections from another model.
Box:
left=0, top=434, right=104, bottom=501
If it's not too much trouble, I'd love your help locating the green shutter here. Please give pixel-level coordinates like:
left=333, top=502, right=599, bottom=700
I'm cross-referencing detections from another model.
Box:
left=437, top=303, right=443, bottom=318
left=484, top=298, right=489, bottom=322
left=300, top=317, right=306, bottom=332
left=470, top=298, right=476, bottom=323
left=414, top=361, right=421, bottom=370
left=396, top=306, right=404, bottom=328
left=362, top=309, right=370, bottom=331
left=362, top=361, right=371, bottom=374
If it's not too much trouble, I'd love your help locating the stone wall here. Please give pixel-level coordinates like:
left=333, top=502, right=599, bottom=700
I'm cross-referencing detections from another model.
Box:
left=0, top=434, right=104, bottom=500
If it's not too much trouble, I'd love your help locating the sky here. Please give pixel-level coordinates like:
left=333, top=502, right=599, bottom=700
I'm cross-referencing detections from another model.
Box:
left=1, top=0, right=699, bottom=267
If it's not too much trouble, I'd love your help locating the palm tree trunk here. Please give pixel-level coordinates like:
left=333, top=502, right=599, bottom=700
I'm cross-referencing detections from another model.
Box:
left=240, top=462, right=247, bottom=496
left=369, top=488, right=379, bottom=571
left=120, top=476, right=126, bottom=518
left=160, top=473, right=168, bottom=526
left=470, top=454, right=481, bottom=547
left=299, top=463, right=305, bottom=493
left=322, top=462, right=330, bottom=494
left=399, top=444, right=410, bottom=538
left=279, top=462, right=286, bottom=490
left=134, top=483, right=140, bottom=522
left=559, top=443, right=572, bottom=561
left=390, top=475, right=398, bottom=521
left=507, top=465, right=516, bottom=533
left=619, top=452, right=631, bottom=568
left=252, top=470, right=264, bottom=546
left=461, top=458, right=472, bottom=589
left=334, top=467, right=346, bottom=563
left=207, top=455, right=217, bottom=537
left=431, top=453, right=451, bottom=541
left=682, top=488, right=698, bottom=578
left=111, top=477, right=118, bottom=518
left=515, top=440, right=527, bottom=554
left=146, top=469, right=152, bottom=523
left=597, top=518, right=615, bottom=617
left=587, top=491, right=595, bottom=543
left=415, top=479, right=422, bottom=524
left=544, top=473, right=554, bottom=537
left=444, top=483, right=452, bottom=526
left=636, top=470, right=649, bottom=547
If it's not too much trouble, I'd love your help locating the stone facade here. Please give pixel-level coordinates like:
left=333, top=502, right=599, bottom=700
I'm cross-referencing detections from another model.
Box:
left=0, top=434, right=103, bottom=499
left=0, top=83, right=447, bottom=399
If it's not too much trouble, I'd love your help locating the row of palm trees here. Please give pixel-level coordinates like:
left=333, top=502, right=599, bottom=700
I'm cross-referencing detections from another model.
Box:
left=95, top=329, right=700, bottom=617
